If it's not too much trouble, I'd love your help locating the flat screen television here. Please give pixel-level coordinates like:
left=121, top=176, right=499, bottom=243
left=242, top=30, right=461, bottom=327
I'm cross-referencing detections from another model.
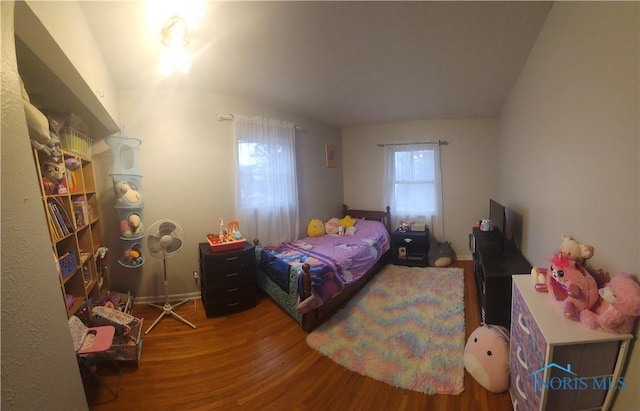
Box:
left=489, top=199, right=506, bottom=250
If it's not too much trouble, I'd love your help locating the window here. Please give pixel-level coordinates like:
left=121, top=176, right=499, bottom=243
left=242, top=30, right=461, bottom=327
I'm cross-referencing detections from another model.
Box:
left=234, top=116, right=299, bottom=245
left=384, top=144, right=441, bottom=229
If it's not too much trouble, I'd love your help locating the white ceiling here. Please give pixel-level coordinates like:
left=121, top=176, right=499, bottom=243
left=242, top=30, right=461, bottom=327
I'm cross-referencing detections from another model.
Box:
left=79, top=1, right=552, bottom=128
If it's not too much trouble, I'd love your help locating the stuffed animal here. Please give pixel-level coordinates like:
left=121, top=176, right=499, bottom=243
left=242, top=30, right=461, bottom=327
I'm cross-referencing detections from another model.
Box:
left=428, top=241, right=454, bottom=267
left=580, top=274, right=640, bottom=334
left=345, top=226, right=357, bottom=236
left=120, top=213, right=143, bottom=238
left=546, top=254, right=600, bottom=320
left=558, top=234, right=594, bottom=263
left=41, top=161, right=65, bottom=183
left=324, top=217, right=340, bottom=235
left=557, top=234, right=609, bottom=287
left=338, top=215, right=356, bottom=228
left=114, top=180, right=142, bottom=205
left=531, top=266, right=548, bottom=292
left=532, top=234, right=608, bottom=292
left=64, top=157, right=81, bottom=170
left=123, top=244, right=143, bottom=266
left=464, top=324, right=510, bottom=393
left=307, top=218, right=325, bottom=238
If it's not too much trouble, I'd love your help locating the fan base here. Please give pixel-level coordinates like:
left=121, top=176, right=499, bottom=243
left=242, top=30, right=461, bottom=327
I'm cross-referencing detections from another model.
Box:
left=144, top=298, right=196, bottom=334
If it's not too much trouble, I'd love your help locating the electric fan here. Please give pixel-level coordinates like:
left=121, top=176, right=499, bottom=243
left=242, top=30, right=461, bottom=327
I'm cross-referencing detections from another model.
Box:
left=144, top=219, right=196, bottom=334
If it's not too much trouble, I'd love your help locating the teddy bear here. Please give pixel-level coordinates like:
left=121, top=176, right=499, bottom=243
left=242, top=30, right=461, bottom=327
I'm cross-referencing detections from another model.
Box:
left=114, top=179, right=142, bottom=205
left=546, top=254, right=600, bottom=320
left=558, top=234, right=609, bottom=287
left=531, top=235, right=608, bottom=293
left=464, top=324, right=510, bottom=393
left=558, top=234, right=594, bottom=263
left=579, top=274, right=640, bottom=334
left=120, top=213, right=143, bottom=238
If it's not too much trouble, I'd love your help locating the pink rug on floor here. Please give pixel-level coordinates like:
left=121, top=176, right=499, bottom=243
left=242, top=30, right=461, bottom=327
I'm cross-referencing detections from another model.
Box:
left=306, top=264, right=465, bottom=395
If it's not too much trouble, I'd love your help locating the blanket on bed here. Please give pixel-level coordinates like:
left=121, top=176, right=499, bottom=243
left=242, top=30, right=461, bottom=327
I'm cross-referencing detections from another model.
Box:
left=260, top=219, right=390, bottom=314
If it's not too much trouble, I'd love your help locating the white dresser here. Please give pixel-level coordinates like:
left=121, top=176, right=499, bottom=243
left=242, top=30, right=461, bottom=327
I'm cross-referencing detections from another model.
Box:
left=510, top=275, right=632, bottom=411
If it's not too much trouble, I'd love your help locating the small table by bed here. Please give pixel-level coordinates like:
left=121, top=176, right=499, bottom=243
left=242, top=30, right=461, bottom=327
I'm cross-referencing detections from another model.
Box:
left=391, top=229, right=430, bottom=267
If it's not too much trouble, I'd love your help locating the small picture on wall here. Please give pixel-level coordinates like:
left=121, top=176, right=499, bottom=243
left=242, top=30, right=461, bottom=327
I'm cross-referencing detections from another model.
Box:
left=325, top=145, right=336, bottom=168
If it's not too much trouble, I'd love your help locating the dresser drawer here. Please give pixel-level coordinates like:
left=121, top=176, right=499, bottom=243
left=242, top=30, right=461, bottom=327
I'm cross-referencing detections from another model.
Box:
left=202, top=266, right=255, bottom=287
left=201, top=249, right=255, bottom=275
left=202, top=292, right=257, bottom=317
left=393, top=232, right=428, bottom=247
left=510, top=282, right=546, bottom=411
left=203, top=282, right=256, bottom=301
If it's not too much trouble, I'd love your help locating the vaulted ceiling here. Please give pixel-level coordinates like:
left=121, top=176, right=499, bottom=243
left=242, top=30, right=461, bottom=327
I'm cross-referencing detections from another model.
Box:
left=79, top=1, right=552, bottom=128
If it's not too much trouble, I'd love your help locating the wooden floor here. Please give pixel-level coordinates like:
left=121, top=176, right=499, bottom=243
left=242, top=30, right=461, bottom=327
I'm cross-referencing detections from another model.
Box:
left=87, top=261, right=513, bottom=410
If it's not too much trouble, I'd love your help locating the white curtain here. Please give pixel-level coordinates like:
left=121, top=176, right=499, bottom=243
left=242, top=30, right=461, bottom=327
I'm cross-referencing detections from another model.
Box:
left=234, top=115, right=299, bottom=245
left=384, top=143, right=442, bottom=233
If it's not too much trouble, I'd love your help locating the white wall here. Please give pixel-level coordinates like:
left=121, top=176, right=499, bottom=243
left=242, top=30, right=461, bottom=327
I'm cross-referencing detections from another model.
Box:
left=1, top=2, right=88, bottom=409
left=93, top=89, right=343, bottom=300
left=342, top=118, right=498, bottom=258
left=498, top=2, right=639, bottom=409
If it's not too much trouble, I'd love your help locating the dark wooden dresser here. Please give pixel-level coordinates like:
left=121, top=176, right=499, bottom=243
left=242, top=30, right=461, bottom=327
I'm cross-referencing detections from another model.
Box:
left=198, top=242, right=257, bottom=317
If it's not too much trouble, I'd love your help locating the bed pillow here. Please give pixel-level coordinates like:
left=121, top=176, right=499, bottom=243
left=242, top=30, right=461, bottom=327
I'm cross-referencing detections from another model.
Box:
left=325, top=217, right=340, bottom=235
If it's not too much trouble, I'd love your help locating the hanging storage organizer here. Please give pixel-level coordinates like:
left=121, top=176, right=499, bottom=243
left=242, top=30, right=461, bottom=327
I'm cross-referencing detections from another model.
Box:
left=106, top=135, right=145, bottom=268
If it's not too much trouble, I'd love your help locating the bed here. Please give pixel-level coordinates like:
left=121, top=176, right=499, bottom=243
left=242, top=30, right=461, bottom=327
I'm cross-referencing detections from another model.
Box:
left=255, top=204, right=391, bottom=332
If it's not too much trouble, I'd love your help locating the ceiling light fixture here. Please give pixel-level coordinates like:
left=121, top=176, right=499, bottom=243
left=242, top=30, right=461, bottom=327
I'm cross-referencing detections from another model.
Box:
left=158, top=15, right=192, bottom=75
left=161, top=15, right=189, bottom=48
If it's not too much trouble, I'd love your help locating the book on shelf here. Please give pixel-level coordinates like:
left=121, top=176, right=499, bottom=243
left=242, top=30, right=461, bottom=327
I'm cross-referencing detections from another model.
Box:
left=47, top=198, right=75, bottom=236
left=73, top=198, right=90, bottom=227
left=47, top=200, right=68, bottom=236
left=46, top=205, right=63, bottom=240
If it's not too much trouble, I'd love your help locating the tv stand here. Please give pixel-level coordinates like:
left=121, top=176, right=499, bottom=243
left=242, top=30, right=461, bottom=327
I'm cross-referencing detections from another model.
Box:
left=471, top=227, right=531, bottom=328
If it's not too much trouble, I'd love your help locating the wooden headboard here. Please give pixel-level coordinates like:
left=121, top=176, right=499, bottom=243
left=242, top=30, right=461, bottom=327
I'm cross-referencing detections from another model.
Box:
left=342, top=204, right=391, bottom=234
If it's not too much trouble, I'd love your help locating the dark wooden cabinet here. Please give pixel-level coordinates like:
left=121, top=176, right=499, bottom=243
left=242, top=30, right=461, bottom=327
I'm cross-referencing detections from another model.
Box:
left=471, top=227, right=531, bottom=329
left=198, top=242, right=257, bottom=317
left=391, top=229, right=430, bottom=267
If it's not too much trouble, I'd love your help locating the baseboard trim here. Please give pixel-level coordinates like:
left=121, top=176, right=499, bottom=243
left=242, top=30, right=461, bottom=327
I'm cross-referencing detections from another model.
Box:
left=457, top=254, right=473, bottom=261
left=133, top=292, right=200, bottom=305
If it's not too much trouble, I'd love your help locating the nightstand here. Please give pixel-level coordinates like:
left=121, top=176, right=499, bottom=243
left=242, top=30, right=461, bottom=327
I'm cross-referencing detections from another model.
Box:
left=198, top=242, right=257, bottom=317
left=391, top=229, right=430, bottom=267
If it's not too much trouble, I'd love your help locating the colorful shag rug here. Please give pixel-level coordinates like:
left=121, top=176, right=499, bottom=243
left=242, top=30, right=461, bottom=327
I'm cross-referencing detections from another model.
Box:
left=306, top=264, right=465, bottom=395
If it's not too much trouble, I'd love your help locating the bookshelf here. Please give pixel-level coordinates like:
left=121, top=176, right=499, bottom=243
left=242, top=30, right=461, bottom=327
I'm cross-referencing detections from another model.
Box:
left=33, top=146, right=108, bottom=317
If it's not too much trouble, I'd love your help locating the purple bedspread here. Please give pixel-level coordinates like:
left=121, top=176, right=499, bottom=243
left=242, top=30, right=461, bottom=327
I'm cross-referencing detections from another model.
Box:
left=261, top=219, right=390, bottom=314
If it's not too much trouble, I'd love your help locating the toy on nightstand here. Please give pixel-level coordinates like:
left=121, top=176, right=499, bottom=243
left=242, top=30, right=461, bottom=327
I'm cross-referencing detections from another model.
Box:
left=464, top=323, right=511, bottom=393
left=580, top=274, right=640, bottom=334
